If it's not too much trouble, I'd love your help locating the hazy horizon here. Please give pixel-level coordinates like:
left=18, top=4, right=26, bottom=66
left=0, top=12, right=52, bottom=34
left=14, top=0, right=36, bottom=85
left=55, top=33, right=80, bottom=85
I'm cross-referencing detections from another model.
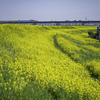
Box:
left=0, top=0, right=100, bottom=21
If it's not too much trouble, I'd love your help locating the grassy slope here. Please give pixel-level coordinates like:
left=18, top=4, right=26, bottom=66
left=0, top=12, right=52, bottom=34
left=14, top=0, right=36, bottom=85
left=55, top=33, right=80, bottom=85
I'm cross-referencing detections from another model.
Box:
left=56, top=27, right=100, bottom=78
left=0, top=24, right=100, bottom=100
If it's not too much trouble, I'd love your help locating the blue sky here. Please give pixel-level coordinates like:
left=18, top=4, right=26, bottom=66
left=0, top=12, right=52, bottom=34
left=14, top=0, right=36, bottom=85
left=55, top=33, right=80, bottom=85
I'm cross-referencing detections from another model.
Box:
left=0, top=0, right=100, bottom=21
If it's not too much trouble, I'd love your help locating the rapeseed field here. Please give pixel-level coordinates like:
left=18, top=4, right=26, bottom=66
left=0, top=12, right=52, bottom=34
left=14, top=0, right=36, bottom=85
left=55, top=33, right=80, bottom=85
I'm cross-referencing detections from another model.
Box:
left=0, top=24, right=100, bottom=100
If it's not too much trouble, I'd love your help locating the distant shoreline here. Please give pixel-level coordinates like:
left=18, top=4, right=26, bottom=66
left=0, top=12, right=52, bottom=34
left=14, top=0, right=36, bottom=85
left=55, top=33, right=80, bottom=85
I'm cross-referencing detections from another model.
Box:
left=0, top=20, right=100, bottom=26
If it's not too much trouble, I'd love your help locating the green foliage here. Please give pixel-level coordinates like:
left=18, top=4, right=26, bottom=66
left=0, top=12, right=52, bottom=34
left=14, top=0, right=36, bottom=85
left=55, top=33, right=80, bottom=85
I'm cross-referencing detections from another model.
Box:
left=0, top=22, right=2, bottom=24
left=88, top=31, right=97, bottom=38
left=86, top=60, right=100, bottom=79
left=0, top=24, right=100, bottom=100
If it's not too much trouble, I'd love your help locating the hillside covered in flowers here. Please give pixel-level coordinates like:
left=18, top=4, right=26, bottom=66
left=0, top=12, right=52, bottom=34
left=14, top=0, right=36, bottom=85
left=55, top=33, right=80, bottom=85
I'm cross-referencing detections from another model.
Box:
left=0, top=24, right=100, bottom=100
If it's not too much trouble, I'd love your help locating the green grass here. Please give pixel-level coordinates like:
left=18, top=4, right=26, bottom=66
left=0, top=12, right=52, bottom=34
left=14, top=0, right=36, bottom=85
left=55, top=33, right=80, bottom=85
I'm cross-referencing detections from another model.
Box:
left=0, top=24, right=100, bottom=100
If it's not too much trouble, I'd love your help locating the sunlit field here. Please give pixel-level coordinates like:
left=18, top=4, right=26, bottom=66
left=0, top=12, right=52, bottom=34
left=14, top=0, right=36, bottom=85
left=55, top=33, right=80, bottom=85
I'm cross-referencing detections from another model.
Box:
left=0, top=24, right=100, bottom=100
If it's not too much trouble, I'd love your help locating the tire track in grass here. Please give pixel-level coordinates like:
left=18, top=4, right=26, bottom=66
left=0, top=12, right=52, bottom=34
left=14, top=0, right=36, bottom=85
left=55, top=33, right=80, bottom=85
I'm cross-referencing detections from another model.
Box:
left=53, top=34, right=60, bottom=50
left=53, top=34, right=66, bottom=55
left=53, top=34, right=100, bottom=81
